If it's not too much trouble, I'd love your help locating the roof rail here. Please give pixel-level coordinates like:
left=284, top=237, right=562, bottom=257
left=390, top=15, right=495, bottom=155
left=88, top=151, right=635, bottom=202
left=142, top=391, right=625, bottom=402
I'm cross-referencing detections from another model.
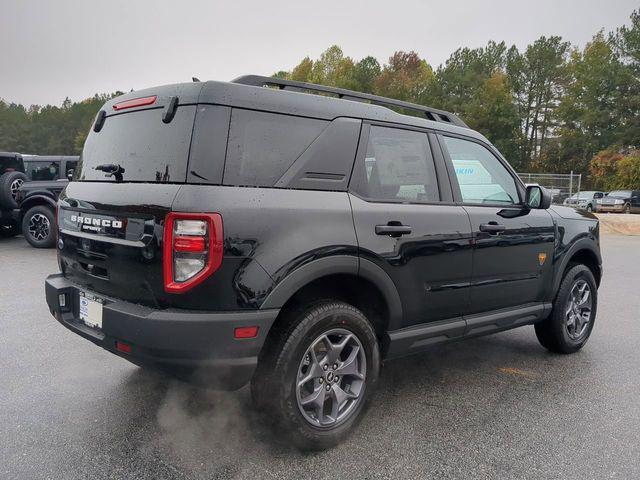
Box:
left=232, top=75, right=468, bottom=128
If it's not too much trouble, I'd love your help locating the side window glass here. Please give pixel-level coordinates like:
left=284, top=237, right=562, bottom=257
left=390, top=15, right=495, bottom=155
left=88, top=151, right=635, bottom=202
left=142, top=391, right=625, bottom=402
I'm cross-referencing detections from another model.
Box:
left=355, top=126, right=439, bottom=202
left=25, top=161, right=61, bottom=181
left=224, top=109, right=327, bottom=187
left=443, top=136, right=519, bottom=205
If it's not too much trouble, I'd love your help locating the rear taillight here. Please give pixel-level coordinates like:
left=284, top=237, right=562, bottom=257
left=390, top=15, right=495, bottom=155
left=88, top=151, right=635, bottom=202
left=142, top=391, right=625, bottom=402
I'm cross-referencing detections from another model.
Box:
left=163, top=212, right=223, bottom=293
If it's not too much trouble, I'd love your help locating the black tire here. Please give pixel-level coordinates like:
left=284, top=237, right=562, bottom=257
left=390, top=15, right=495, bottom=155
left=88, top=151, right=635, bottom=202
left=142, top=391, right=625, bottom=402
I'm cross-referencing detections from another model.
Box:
left=0, top=171, right=27, bottom=209
left=624, top=203, right=631, bottom=214
left=586, top=204, right=593, bottom=212
left=535, top=264, right=597, bottom=354
left=251, top=300, right=380, bottom=450
left=22, top=205, right=56, bottom=248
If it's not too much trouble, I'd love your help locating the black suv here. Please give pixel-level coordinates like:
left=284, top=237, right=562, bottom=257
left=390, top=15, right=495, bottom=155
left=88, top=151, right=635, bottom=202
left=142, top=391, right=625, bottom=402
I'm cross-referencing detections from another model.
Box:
left=45, top=76, right=602, bottom=449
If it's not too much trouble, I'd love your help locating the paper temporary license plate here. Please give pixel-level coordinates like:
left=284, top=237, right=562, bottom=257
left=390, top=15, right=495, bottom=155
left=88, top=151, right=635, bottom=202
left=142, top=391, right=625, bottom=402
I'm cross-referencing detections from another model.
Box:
left=79, top=291, right=104, bottom=330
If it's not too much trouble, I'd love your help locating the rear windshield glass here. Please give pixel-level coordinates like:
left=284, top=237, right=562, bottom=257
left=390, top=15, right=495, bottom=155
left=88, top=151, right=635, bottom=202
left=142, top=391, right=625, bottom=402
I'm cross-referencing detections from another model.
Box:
left=223, top=109, right=327, bottom=187
left=76, top=106, right=196, bottom=183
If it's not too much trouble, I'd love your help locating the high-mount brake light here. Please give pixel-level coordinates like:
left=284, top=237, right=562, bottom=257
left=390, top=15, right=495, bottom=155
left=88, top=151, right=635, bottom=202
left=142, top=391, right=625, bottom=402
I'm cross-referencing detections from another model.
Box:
left=112, top=95, right=157, bottom=111
left=163, top=213, right=223, bottom=293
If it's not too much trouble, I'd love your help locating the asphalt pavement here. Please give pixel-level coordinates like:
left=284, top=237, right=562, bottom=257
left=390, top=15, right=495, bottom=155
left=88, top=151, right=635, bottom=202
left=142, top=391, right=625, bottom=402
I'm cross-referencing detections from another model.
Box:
left=1, top=234, right=639, bottom=480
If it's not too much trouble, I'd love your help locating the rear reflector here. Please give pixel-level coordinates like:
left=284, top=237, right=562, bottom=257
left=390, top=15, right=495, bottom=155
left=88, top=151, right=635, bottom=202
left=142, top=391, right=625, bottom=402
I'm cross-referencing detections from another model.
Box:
left=115, top=341, right=132, bottom=354
left=112, top=95, right=157, bottom=111
left=234, top=326, right=259, bottom=339
left=173, top=236, right=206, bottom=253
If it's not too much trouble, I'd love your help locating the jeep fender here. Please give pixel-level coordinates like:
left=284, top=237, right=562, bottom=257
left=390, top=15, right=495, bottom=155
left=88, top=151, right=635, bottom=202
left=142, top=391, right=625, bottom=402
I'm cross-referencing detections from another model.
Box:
left=20, top=195, right=57, bottom=213
left=260, top=255, right=403, bottom=331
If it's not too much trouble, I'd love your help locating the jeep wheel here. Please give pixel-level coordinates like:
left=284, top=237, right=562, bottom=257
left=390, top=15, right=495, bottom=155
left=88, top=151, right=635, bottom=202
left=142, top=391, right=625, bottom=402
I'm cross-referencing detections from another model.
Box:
left=0, top=171, right=27, bottom=209
left=535, top=264, right=597, bottom=354
left=22, top=205, right=56, bottom=248
left=586, top=204, right=593, bottom=212
left=252, top=301, right=380, bottom=450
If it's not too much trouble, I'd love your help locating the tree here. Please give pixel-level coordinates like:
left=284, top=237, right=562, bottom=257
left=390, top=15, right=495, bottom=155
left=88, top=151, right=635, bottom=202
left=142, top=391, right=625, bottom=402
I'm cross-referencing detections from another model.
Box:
left=352, top=56, right=381, bottom=93
left=308, top=46, right=358, bottom=90
left=506, top=36, right=570, bottom=165
left=373, top=51, right=434, bottom=104
left=467, top=72, right=523, bottom=168
left=290, top=56, right=313, bottom=82
left=612, top=9, right=640, bottom=147
left=554, top=33, right=633, bottom=175
left=433, top=41, right=507, bottom=114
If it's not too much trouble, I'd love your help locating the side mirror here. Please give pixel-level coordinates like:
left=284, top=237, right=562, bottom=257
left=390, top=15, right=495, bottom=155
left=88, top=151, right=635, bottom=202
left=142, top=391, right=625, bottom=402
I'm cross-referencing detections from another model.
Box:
left=67, top=169, right=74, bottom=181
left=525, top=184, right=551, bottom=209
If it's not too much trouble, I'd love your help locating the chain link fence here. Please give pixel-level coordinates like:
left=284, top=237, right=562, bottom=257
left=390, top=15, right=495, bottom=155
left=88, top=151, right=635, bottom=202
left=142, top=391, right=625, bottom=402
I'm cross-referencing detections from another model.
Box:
left=518, top=172, right=582, bottom=204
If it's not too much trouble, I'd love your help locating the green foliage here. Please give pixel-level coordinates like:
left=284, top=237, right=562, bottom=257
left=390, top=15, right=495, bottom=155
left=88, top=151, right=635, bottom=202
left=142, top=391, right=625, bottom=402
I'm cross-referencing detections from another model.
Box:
left=506, top=36, right=570, bottom=165
left=0, top=93, right=121, bottom=155
left=373, top=51, right=434, bottom=104
left=589, top=148, right=640, bottom=190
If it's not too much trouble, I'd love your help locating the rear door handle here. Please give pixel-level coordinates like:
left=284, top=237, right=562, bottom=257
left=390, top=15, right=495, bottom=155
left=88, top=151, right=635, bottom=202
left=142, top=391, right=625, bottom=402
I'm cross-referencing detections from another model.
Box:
left=479, top=223, right=506, bottom=234
left=375, top=224, right=412, bottom=237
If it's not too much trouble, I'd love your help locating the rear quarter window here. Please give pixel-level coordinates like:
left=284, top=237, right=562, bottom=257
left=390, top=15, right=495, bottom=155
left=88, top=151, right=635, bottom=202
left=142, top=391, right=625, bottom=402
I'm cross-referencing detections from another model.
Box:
left=223, top=109, right=328, bottom=187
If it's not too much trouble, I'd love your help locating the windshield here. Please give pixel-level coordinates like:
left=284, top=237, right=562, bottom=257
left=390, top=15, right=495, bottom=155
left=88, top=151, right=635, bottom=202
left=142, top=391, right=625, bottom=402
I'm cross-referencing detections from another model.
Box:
left=607, top=190, right=632, bottom=198
left=76, top=106, right=196, bottom=183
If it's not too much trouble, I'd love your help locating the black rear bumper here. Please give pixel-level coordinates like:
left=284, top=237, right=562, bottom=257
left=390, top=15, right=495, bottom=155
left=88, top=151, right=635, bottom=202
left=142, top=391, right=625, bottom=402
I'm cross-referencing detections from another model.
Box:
left=45, top=274, right=279, bottom=390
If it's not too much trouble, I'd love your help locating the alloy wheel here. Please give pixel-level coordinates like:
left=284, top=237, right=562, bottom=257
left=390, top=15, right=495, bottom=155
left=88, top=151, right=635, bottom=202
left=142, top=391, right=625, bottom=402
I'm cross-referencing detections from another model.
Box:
left=565, top=279, right=592, bottom=340
left=10, top=178, right=24, bottom=200
left=296, top=328, right=366, bottom=427
left=28, top=213, right=50, bottom=241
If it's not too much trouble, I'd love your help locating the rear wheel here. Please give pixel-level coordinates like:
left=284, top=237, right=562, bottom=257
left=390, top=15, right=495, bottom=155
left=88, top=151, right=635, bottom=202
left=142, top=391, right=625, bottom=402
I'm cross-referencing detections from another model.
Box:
left=22, top=205, right=56, bottom=248
left=251, top=300, right=380, bottom=450
left=535, top=264, right=597, bottom=353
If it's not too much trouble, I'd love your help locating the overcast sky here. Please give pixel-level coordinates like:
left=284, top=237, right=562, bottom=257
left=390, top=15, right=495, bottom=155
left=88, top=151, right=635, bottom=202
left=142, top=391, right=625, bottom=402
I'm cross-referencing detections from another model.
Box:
left=1, top=0, right=638, bottom=106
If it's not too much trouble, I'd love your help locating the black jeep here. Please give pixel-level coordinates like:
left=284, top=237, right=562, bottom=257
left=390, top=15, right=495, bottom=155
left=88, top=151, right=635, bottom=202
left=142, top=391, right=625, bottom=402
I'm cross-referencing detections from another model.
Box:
left=45, top=76, right=602, bottom=449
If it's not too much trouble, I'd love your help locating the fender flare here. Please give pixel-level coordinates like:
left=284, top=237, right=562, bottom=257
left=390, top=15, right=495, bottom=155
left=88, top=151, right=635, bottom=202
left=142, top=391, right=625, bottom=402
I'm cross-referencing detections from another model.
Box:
left=20, top=195, right=57, bottom=213
left=260, top=255, right=403, bottom=330
left=552, top=237, right=602, bottom=293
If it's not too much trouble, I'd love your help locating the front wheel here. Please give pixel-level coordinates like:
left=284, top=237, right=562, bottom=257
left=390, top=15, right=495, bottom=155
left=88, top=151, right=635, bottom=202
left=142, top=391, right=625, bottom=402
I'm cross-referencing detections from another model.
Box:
left=251, top=301, right=380, bottom=450
left=624, top=203, right=631, bottom=214
left=535, top=264, right=597, bottom=354
left=22, top=205, right=56, bottom=248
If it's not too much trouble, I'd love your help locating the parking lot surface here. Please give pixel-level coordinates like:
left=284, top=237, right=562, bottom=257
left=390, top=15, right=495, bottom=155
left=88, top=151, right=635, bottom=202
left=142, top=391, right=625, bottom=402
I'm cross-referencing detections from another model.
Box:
left=1, top=235, right=639, bottom=480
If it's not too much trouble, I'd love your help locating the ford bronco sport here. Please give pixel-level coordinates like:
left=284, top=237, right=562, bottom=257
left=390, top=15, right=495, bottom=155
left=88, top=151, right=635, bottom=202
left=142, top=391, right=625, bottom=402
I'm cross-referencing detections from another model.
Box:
left=45, top=76, right=602, bottom=449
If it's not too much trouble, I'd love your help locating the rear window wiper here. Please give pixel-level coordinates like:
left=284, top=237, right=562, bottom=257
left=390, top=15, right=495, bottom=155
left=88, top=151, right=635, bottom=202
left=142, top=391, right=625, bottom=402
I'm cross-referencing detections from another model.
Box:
left=95, top=163, right=125, bottom=182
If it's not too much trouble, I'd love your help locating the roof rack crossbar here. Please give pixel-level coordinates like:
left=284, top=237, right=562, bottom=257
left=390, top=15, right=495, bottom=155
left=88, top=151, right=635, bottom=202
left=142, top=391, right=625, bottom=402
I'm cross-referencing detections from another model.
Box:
left=231, top=75, right=468, bottom=128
